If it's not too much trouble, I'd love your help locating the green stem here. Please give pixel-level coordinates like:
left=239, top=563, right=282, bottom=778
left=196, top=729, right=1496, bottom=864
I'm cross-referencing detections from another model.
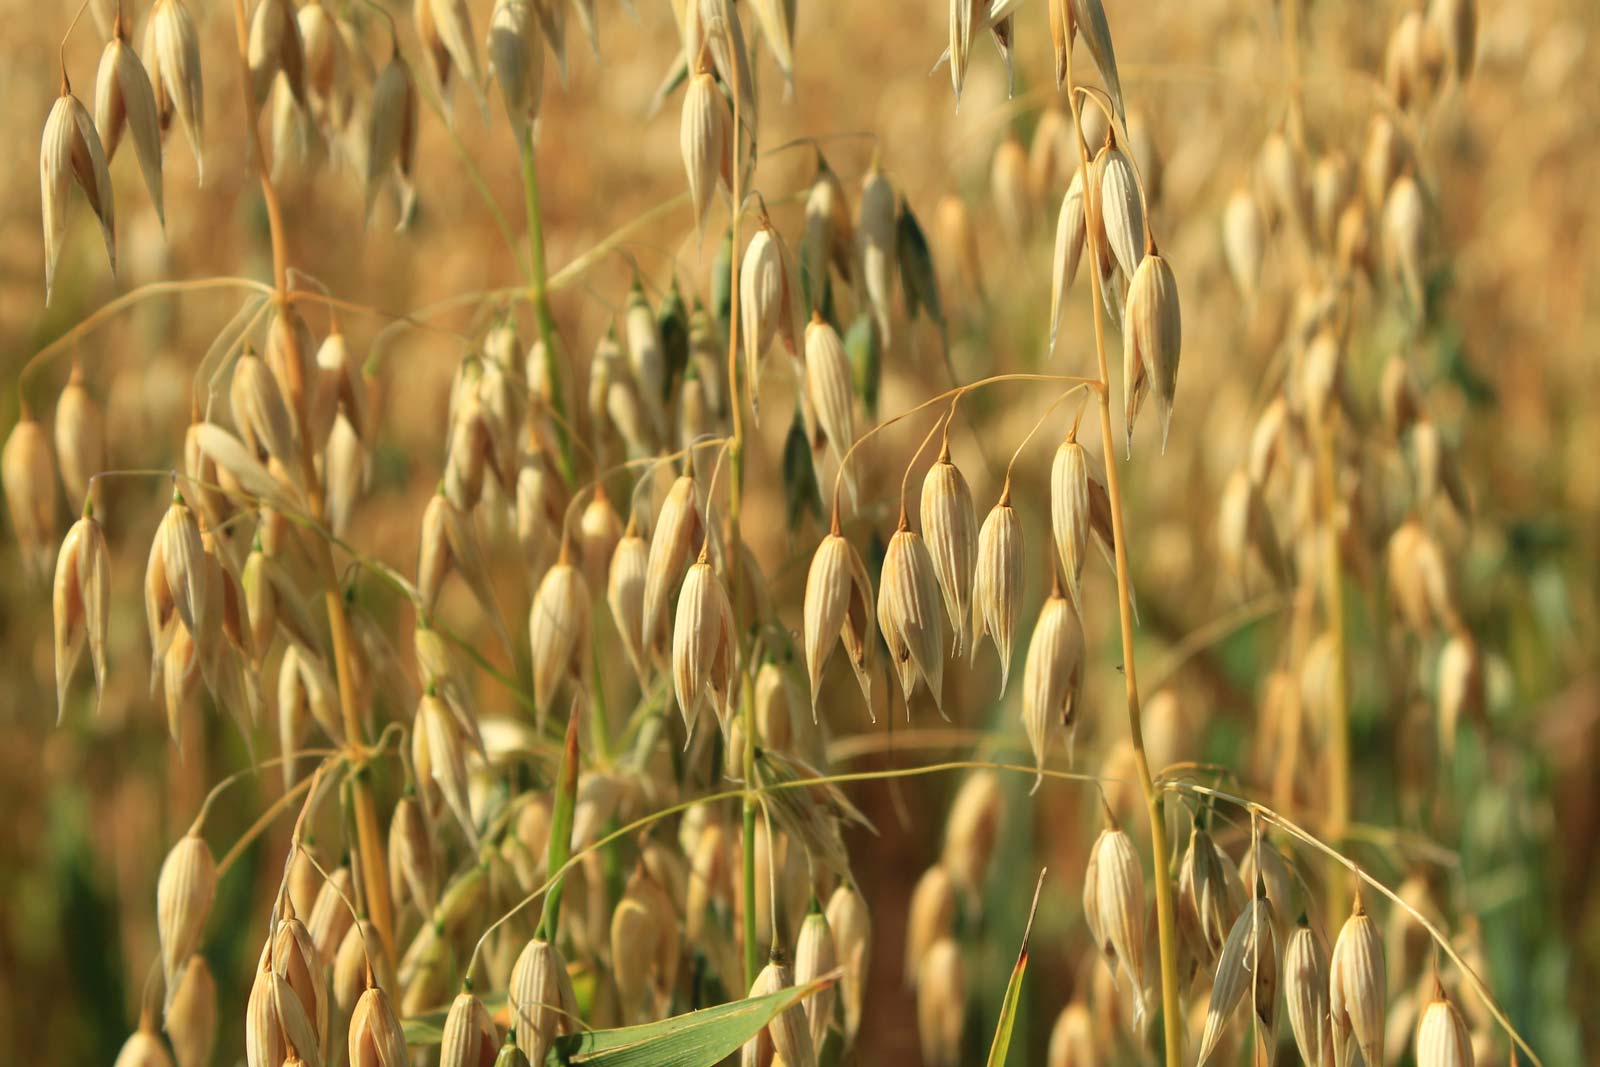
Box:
left=519, top=133, right=578, bottom=485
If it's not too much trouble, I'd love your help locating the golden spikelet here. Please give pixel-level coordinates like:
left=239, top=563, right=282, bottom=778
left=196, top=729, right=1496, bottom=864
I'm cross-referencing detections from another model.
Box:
left=741, top=958, right=816, bottom=1067
left=146, top=0, right=205, bottom=181
left=802, top=526, right=875, bottom=716
left=857, top=165, right=898, bottom=347
left=920, top=442, right=978, bottom=658
left=489, top=0, right=545, bottom=139
left=941, top=772, right=1004, bottom=897
left=157, top=834, right=216, bottom=997
left=1050, top=434, right=1091, bottom=612
left=248, top=0, right=306, bottom=108
left=53, top=514, right=110, bottom=720
left=1095, top=136, right=1144, bottom=280
left=1285, top=918, right=1334, bottom=1067
left=915, top=937, right=965, bottom=1067
left=1049, top=167, right=1086, bottom=352
left=348, top=984, right=408, bottom=1067
left=1195, top=887, right=1278, bottom=1066
left=877, top=518, right=946, bottom=716
left=165, top=954, right=217, bottom=1067
left=973, top=486, right=1022, bottom=693
left=905, top=864, right=957, bottom=985
left=508, top=938, right=579, bottom=1065
left=794, top=909, right=837, bottom=1054
left=1123, top=245, right=1183, bottom=453
left=440, top=990, right=500, bottom=1067
left=1088, top=825, right=1149, bottom=1026
left=54, top=367, right=107, bottom=512
left=671, top=555, right=736, bottom=738
left=1021, top=588, right=1084, bottom=785
left=1330, top=894, right=1387, bottom=1067
left=1416, top=981, right=1475, bottom=1067
left=41, top=89, right=116, bottom=304
left=1222, top=187, right=1265, bottom=301
left=804, top=315, right=857, bottom=500
left=825, top=883, right=870, bottom=1046
left=681, top=66, right=731, bottom=236
left=642, top=474, right=704, bottom=654
left=94, top=21, right=165, bottom=224
left=1048, top=1001, right=1094, bottom=1067
left=4, top=417, right=58, bottom=578
left=607, top=525, right=650, bottom=685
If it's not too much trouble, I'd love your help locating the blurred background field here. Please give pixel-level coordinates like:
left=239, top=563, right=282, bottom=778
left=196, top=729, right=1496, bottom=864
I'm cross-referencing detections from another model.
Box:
left=1, top=0, right=1597, bottom=1063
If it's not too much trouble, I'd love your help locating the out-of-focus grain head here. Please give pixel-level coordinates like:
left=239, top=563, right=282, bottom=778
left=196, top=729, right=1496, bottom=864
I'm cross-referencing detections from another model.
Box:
left=1330, top=891, right=1387, bottom=1067
left=489, top=0, right=545, bottom=140
left=1219, top=468, right=1289, bottom=596
left=1437, top=627, right=1483, bottom=763
left=825, top=882, right=870, bottom=1046
left=115, top=1028, right=175, bottom=1067
left=1048, top=1000, right=1094, bottom=1067
left=1383, top=173, right=1428, bottom=314
left=857, top=163, right=898, bottom=348
left=643, top=473, right=704, bottom=655
left=942, top=771, right=1004, bottom=898
left=365, top=48, right=420, bottom=219
left=146, top=0, right=206, bottom=181
left=794, top=908, right=837, bottom=1055
left=1428, top=0, right=1477, bottom=83
left=934, top=193, right=982, bottom=297
left=1222, top=187, right=1264, bottom=301
left=877, top=517, right=946, bottom=716
left=905, top=864, right=957, bottom=986
left=41, top=88, right=116, bottom=305
left=991, top=132, right=1032, bottom=245
left=54, top=366, right=107, bottom=512
left=915, top=937, right=965, bottom=1067
left=607, top=524, right=650, bottom=685
left=164, top=954, right=217, bottom=1067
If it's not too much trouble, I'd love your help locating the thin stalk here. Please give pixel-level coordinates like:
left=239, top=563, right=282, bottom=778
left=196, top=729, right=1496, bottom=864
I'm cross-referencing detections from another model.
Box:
left=520, top=133, right=578, bottom=485
left=1064, top=28, right=1184, bottom=1065
left=1314, top=422, right=1351, bottom=916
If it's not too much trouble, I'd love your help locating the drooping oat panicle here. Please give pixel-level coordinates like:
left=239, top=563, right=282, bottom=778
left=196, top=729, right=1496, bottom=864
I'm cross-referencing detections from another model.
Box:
left=54, top=368, right=107, bottom=512
left=157, top=834, right=216, bottom=995
left=858, top=164, right=898, bottom=347
left=681, top=66, right=730, bottom=236
left=1088, top=825, right=1149, bottom=1025
left=146, top=0, right=205, bottom=180
left=248, top=0, right=307, bottom=107
left=348, top=984, right=408, bottom=1067
left=1285, top=917, right=1333, bottom=1067
left=365, top=50, right=419, bottom=218
left=440, top=990, right=500, bottom=1067
left=804, top=314, right=858, bottom=499
left=1049, top=167, right=1086, bottom=351
left=54, top=514, right=110, bottom=720
left=1330, top=894, right=1387, bottom=1067
left=165, top=954, right=218, bottom=1067
left=3, top=417, right=58, bottom=579
left=1196, top=885, right=1279, bottom=1066
left=41, top=89, right=116, bottom=304
left=973, top=486, right=1022, bottom=693
left=825, top=883, right=870, bottom=1045
left=642, top=474, right=704, bottom=654
left=916, top=937, right=966, bottom=1067
left=920, top=443, right=978, bottom=658
left=878, top=518, right=946, bottom=716
left=802, top=526, right=876, bottom=715
left=905, top=864, right=957, bottom=985
left=528, top=557, right=589, bottom=725
left=508, top=938, right=579, bottom=1065
left=607, top=525, right=650, bottom=685
left=1416, top=981, right=1475, bottom=1067
left=1021, top=588, right=1084, bottom=784
left=489, top=0, right=545, bottom=139
left=1123, top=244, right=1182, bottom=452
left=672, top=555, right=737, bottom=737
left=95, top=23, right=166, bottom=225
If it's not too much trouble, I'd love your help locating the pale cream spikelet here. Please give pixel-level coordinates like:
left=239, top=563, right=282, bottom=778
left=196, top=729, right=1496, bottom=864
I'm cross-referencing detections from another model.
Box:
left=1330, top=892, right=1387, bottom=1067
left=1049, top=167, right=1086, bottom=352
left=1222, top=187, right=1265, bottom=301
left=165, top=954, right=218, bottom=1067
left=1123, top=241, right=1183, bottom=453
left=941, top=772, right=1004, bottom=897
left=1246, top=396, right=1288, bottom=487
left=625, top=287, right=670, bottom=442
left=306, top=867, right=355, bottom=964
left=1047, top=1001, right=1093, bottom=1067
left=801, top=522, right=876, bottom=715
left=991, top=133, right=1031, bottom=244
left=280, top=643, right=344, bottom=746
left=915, top=937, right=966, bottom=1067
left=428, top=0, right=486, bottom=114
left=248, top=0, right=307, bottom=108
left=948, top=0, right=978, bottom=103
left=577, top=489, right=623, bottom=592
left=231, top=350, right=297, bottom=468
left=825, top=883, right=870, bottom=1045
left=298, top=0, right=343, bottom=110
left=934, top=192, right=982, bottom=296
left=313, top=329, right=371, bottom=443
left=877, top=516, right=946, bottom=716
left=41, top=88, right=116, bottom=304
left=1028, top=107, right=1071, bottom=201
left=416, top=691, right=479, bottom=843
left=528, top=552, right=590, bottom=723
left=1177, top=824, right=1243, bottom=973
left=642, top=473, right=704, bottom=654
left=1258, top=129, right=1309, bottom=237
left=607, top=523, right=650, bottom=684
left=1095, top=133, right=1145, bottom=281
left=515, top=448, right=565, bottom=575
left=348, top=983, right=408, bottom=1067
left=145, top=492, right=210, bottom=670
left=1386, top=519, right=1456, bottom=634
left=920, top=441, right=979, bottom=658
left=418, top=491, right=510, bottom=650
left=53, top=514, right=110, bottom=720
left=742, top=958, right=816, bottom=1067
left=1069, top=0, right=1126, bottom=124
left=1285, top=917, right=1333, bottom=1067
left=857, top=164, right=898, bottom=347
left=681, top=65, right=731, bottom=236
left=365, top=49, right=419, bottom=218
left=1089, top=824, right=1149, bottom=1026
left=1219, top=468, right=1288, bottom=594
left=1021, top=585, right=1085, bottom=785
left=508, top=937, right=579, bottom=1065
left=904, top=863, right=957, bottom=985
left=752, top=662, right=796, bottom=753
left=973, top=482, right=1023, bottom=694
left=1437, top=627, right=1483, bottom=762
left=804, top=157, right=856, bottom=294
left=1429, top=0, right=1477, bottom=83
left=157, top=833, right=216, bottom=996
left=611, top=866, right=680, bottom=1021
left=1384, top=173, right=1428, bottom=313
left=4, top=416, right=58, bottom=578
left=1416, top=980, right=1475, bottom=1067
left=388, top=792, right=439, bottom=916
left=95, top=18, right=166, bottom=225
left=114, top=1028, right=175, bottom=1067
left=54, top=366, right=107, bottom=511
left=804, top=313, right=857, bottom=500
left=1363, top=113, right=1411, bottom=213
left=414, top=623, right=486, bottom=758
left=1050, top=432, right=1091, bottom=613
left=488, top=0, right=545, bottom=139
left=739, top=223, right=802, bottom=417
left=146, top=0, right=205, bottom=181
left=1312, top=151, right=1355, bottom=249
left=793, top=909, right=837, bottom=1055
left=672, top=554, right=737, bottom=738
left=440, top=989, right=500, bottom=1067
left=1300, top=329, right=1344, bottom=430
left=1196, top=884, right=1279, bottom=1067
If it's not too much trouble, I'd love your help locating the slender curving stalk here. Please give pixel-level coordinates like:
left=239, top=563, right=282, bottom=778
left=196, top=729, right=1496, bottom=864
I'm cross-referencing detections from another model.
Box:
left=1062, top=26, right=1185, bottom=1065
left=520, top=133, right=578, bottom=485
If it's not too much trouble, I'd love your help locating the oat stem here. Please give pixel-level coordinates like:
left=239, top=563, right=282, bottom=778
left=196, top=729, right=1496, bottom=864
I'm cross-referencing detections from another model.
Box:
left=520, top=132, right=578, bottom=485
left=1064, top=24, right=1185, bottom=1065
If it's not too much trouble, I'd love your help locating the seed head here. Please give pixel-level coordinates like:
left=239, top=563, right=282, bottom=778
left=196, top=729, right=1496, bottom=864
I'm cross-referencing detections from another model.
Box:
left=53, top=514, right=110, bottom=720
left=681, top=68, right=731, bottom=236
left=1095, top=138, right=1144, bottom=280
left=804, top=315, right=857, bottom=499
left=366, top=52, right=419, bottom=218
left=1021, top=590, right=1084, bottom=784
left=825, top=883, right=870, bottom=1045
left=915, top=937, right=965, bottom=1067
left=642, top=474, right=704, bottom=654
left=1330, top=894, right=1386, bottom=1067
left=440, top=990, right=500, bottom=1067
left=508, top=938, right=579, bottom=1066
left=991, top=134, right=1031, bottom=243
left=1285, top=918, right=1333, bottom=1067
left=41, top=90, right=116, bottom=305
left=1050, top=435, right=1091, bottom=612
left=348, top=984, right=408, bottom=1067
left=793, top=909, right=837, bottom=1054
left=489, top=0, right=545, bottom=139
left=4, top=417, right=58, bottom=578
left=671, top=556, right=737, bottom=738
left=415, top=692, right=478, bottom=843
left=802, top=530, right=875, bottom=716
left=145, top=0, right=206, bottom=180
left=857, top=165, right=898, bottom=347
left=877, top=521, right=946, bottom=716
left=920, top=445, right=978, bottom=658
left=165, top=954, right=217, bottom=1067
left=95, top=28, right=165, bottom=225
left=388, top=793, right=439, bottom=916
left=1049, top=168, right=1087, bottom=352
left=1178, top=824, right=1242, bottom=973
left=54, top=368, right=107, bottom=512
left=115, top=1029, right=174, bottom=1067
left=607, top=527, right=650, bottom=685
left=157, top=834, right=216, bottom=1001
left=739, top=224, right=802, bottom=418
left=1123, top=248, right=1183, bottom=453
left=973, top=491, right=1022, bottom=693
left=1196, top=887, right=1279, bottom=1066
left=942, top=772, right=1004, bottom=897
left=905, top=864, right=957, bottom=985
left=742, top=958, right=816, bottom=1067
left=1047, top=1001, right=1094, bottom=1067
left=1416, top=983, right=1475, bottom=1067
left=1437, top=628, right=1483, bottom=762
left=1087, top=825, right=1149, bottom=1026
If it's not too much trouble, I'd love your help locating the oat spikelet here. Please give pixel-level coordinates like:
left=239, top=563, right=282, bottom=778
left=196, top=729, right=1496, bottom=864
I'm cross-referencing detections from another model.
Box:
left=920, top=443, right=978, bottom=658
left=157, top=834, right=216, bottom=995
left=802, top=525, right=876, bottom=716
left=642, top=474, right=704, bottom=654
left=115, top=1029, right=174, bottom=1067
left=41, top=89, right=116, bottom=304
left=55, top=368, right=107, bottom=512
left=528, top=556, right=589, bottom=725
left=1123, top=244, right=1182, bottom=453
left=1048, top=1001, right=1094, bottom=1067
left=54, top=514, right=110, bottom=720
left=1196, top=887, right=1279, bottom=1066
left=672, top=555, right=737, bottom=738
left=416, top=692, right=478, bottom=843
left=1089, top=825, right=1149, bottom=1026
left=1049, top=167, right=1086, bottom=352
left=439, top=990, right=500, bottom=1067
left=489, top=0, right=545, bottom=139
left=915, top=937, right=966, bottom=1067
left=973, top=486, right=1022, bottom=693
left=1383, top=174, right=1427, bottom=313
left=95, top=22, right=166, bottom=225
left=1437, top=628, right=1483, bottom=762
left=877, top=517, right=946, bottom=716
left=804, top=314, right=858, bottom=501
left=146, top=0, right=205, bottom=182
left=741, top=958, right=817, bottom=1067
left=794, top=909, right=837, bottom=1055
left=365, top=51, right=419, bottom=219
left=681, top=67, right=730, bottom=236
left=508, top=938, right=579, bottom=1066
left=1050, top=433, right=1092, bottom=612
left=1021, top=587, right=1084, bottom=786
left=165, top=954, right=218, bottom=1067
left=858, top=164, right=898, bottom=347
left=1223, top=188, right=1264, bottom=300
left=825, top=883, right=870, bottom=1045
left=607, top=526, right=650, bottom=685
left=248, top=0, right=307, bottom=108
left=905, top=864, right=957, bottom=985
left=1095, top=137, right=1144, bottom=280
left=941, top=772, right=1003, bottom=897
left=1069, top=0, right=1127, bottom=126
left=4, top=417, right=58, bottom=579
left=1285, top=918, right=1333, bottom=1067
left=1416, top=982, right=1475, bottom=1067
left=739, top=224, right=802, bottom=419
left=1330, top=893, right=1387, bottom=1067
left=348, top=984, right=408, bottom=1067
left=231, top=351, right=297, bottom=469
